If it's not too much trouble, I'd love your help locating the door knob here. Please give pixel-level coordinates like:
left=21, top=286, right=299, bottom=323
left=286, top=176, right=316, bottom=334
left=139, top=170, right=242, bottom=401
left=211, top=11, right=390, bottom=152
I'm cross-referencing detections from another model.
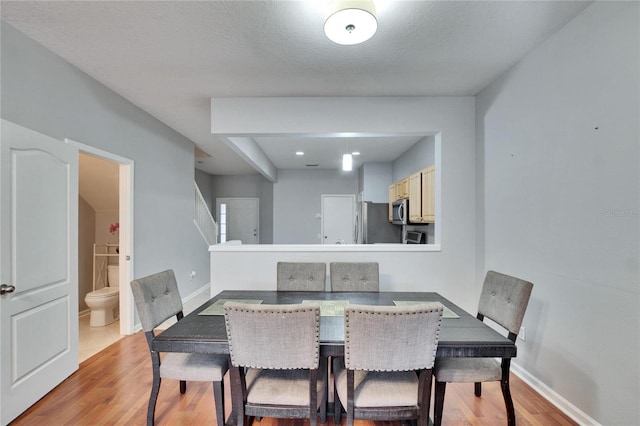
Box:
left=0, top=284, right=16, bottom=295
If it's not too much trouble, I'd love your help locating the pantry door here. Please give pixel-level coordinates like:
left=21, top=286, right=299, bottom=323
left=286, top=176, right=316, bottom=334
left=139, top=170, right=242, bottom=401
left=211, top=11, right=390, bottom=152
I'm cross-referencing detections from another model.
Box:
left=0, top=120, right=79, bottom=424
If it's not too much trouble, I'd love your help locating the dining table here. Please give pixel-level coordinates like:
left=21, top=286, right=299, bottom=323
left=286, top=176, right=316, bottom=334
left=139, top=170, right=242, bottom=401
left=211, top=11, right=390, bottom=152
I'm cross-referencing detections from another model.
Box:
left=151, top=290, right=517, bottom=424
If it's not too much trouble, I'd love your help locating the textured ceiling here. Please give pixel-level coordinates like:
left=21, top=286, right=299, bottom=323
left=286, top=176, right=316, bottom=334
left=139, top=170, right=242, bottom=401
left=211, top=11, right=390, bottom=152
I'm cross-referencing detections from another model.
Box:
left=1, top=1, right=592, bottom=175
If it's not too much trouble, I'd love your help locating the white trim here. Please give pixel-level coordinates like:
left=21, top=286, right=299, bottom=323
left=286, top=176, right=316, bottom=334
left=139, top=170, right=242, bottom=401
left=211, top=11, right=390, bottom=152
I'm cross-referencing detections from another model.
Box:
left=511, top=364, right=601, bottom=426
left=183, top=284, right=210, bottom=305
left=210, top=243, right=442, bottom=252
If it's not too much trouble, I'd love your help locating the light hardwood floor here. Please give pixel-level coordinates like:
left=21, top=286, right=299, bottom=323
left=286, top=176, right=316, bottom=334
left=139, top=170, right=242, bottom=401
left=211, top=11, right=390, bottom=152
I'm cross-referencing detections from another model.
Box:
left=12, top=330, right=576, bottom=426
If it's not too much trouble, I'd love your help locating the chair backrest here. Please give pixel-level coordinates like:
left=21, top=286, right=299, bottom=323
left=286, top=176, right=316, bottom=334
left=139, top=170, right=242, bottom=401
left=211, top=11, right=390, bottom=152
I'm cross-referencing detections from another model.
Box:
left=344, top=303, right=443, bottom=371
left=130, top=269, right=183, bottom=332
left=224, top=302, right=321, bottom=369
left=330, top=262, right=379, bottom=292
left=478, top=270, right=533, bottom=337
left=277, top=262, right=326, bottom=291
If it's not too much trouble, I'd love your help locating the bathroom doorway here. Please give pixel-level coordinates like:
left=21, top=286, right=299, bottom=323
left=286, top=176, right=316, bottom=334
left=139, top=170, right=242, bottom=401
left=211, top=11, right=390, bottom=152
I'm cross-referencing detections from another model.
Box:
left=78, top=153, right=121, bottom=360
left=73, top=140, right=134, bottom=362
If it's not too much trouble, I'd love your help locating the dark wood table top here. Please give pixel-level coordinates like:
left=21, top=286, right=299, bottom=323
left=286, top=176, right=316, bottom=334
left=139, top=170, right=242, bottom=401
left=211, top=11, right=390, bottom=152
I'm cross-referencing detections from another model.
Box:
left=152, top=290, right=517, bottom=359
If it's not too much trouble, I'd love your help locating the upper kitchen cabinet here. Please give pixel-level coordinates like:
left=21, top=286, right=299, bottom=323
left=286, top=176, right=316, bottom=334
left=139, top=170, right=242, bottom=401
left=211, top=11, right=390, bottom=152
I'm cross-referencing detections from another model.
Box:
left=388, top=183, right=397, bottom=221
left=409, top=172, right=422, bottom=223
left=396, top=177, right=409, bottom=199
left=420, top=166, right=435, bottom=223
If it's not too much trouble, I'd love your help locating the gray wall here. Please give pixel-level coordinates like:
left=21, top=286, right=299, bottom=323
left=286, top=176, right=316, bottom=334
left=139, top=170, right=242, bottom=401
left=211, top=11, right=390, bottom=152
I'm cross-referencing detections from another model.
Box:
left=393, top=135, right=436, bottom=181
left=210, top=174, right=274, bottom=244
left=273, top=169, right=358, bottom=244
left=359, top=162, right=393, bottom=203
left=195, top=168, right=215, bottom=213
left=78, top=196, right=95, bottom=312
left=476, top=2, right=639, bottom=424
left=1, top=23, right=211, bottom=298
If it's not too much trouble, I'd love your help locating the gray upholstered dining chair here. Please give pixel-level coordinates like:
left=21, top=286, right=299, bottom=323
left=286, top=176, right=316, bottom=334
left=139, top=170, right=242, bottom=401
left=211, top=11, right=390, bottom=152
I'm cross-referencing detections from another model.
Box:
left=329, top=262, right=379, bottom=292
left=130, top=270, right=229, bottom=426
left=223, top=301, right=327, bottom=426
left=433, top=270, right=533, bottom=426
left=333, top=303, right=444, bottom=426
left=277, top=262, right=326, bottom=291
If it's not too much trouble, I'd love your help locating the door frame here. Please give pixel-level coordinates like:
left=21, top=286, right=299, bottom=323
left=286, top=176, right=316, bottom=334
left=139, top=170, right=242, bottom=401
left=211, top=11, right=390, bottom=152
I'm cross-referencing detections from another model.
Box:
left=321, top=194, right=356, bottom=244
left=66, top=139, right=135, bottom=335
left=215, top=197, right=260, bottom=244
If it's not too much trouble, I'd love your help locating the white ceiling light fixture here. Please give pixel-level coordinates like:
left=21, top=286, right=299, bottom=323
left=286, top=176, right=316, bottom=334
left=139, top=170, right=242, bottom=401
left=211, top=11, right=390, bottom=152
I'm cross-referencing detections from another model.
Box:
left=342, top=153, right=353, bottom=171
left=324, top=0, right=377, bottom=45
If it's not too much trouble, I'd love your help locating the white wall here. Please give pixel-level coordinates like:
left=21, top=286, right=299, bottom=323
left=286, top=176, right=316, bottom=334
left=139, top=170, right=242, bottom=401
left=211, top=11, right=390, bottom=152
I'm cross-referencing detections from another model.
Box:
left=210, top=174, right=274, bottom=243
left=360, top=162, right=393, bottom=203
left=273, top=169, right=358, bottom=244
left=476, top=2, right=639, bottom=424
left=78, top=196, right=95, bottom=312
left=1, top=23, right=211, bottom=300
left=393, top=135, right=436, bottom=181
left=210, top=96, right=478, bottom=310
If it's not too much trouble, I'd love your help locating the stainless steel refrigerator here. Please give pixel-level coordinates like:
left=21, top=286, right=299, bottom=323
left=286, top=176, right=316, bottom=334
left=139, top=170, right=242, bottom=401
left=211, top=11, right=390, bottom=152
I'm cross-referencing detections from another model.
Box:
left=355, top=202, right=402, bottom=244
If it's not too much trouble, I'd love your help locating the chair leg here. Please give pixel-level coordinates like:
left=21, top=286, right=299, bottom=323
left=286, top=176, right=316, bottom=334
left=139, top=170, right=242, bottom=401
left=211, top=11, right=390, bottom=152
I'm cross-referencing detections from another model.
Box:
left=320, top=357, right=328, bottom=424
left=148, top=352, right=161, bottom=426
left=474, top=382, right=482, bottom=397
left=180, top=380, right=187, bottom=394
left=148, top=375, right=161, bottom=426
left=334, top=383, right=342, bottom=424
left=346, top=370, right=355, bottom=426
left=417, top=370, right=432, bottom=426
left=501, top=359, right=516, bottom=426
left=230, top=366, right=246, bottom=426
left=213, top=379, right=225, bottom=426
left=333, top=359, right=342, bottom=424
left=310, top=369, right=318, bottom=426
left=433, top=380, right=446, bottom=426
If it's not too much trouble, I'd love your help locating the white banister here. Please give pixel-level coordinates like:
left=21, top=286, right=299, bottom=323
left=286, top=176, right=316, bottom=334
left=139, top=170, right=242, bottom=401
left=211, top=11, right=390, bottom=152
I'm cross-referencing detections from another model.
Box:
left=194, top=182, right=217, bottom=245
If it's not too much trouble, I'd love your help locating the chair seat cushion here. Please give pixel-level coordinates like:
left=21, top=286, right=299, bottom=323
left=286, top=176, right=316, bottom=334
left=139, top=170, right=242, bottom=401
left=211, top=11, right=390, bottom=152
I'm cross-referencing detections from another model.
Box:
left=434, top=358, right=501, bottom=383
left=333, top=358, right=419, bottom=408
left=245, top=368, right=326, bottom=407
left=160, top=352, right=229, bottom=382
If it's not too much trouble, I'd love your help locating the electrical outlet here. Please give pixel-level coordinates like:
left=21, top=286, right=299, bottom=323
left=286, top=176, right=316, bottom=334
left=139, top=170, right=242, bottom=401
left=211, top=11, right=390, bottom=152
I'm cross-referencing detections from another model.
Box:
left=519, top=326, right=526, bottom=342
left=190, top=270, right=197, bottom=280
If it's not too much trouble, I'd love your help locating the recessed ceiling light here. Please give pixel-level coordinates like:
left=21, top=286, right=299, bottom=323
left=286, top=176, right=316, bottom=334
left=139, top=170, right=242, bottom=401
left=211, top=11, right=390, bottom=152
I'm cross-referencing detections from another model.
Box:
left=296, top=151, right=304, bottom=156
left=352, top=151, right=360, bottom=156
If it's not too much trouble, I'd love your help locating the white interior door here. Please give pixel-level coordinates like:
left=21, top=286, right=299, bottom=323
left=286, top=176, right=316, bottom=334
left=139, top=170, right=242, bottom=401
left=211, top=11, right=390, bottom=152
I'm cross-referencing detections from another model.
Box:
left=1, top=120, right=79, bottom=424
left=220, top=198, right=259, bottom=244
left=321, top=195, right=355, bottom=244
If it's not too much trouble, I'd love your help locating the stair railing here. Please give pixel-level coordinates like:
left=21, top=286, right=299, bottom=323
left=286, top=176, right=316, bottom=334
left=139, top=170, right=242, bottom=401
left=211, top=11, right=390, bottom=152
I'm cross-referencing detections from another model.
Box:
left=194, top=182, right=217, bottom=246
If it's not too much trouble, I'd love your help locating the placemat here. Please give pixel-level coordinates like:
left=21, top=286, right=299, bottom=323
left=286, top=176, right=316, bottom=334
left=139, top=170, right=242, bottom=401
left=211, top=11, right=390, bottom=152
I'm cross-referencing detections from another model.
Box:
left=301, top=300, right=350, bottom=317
left=198, top=299, right=263, bottom=316
left=393, top=301, right=460, bottom=318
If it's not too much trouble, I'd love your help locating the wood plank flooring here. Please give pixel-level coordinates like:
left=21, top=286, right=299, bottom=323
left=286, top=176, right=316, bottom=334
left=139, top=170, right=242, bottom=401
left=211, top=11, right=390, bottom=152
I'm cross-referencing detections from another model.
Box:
left=11, top=332, right=577, bottom=426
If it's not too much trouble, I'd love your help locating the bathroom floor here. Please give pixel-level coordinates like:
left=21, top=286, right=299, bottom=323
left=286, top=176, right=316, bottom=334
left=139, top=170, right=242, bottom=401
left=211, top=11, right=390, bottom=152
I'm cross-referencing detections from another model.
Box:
left=79, top=290, right=210, bottom=363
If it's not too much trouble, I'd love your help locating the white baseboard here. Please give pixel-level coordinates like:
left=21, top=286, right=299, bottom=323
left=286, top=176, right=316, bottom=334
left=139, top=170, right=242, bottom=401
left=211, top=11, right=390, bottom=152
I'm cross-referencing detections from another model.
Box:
left=511, top=364, right=600, bottom=426
left=183, top=283, right=210, bottom=304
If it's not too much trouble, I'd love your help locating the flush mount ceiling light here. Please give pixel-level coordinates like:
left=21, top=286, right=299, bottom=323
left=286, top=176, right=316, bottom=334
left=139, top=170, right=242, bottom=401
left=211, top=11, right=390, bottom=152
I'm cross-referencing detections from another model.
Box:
left=342, top=153, right=353, bottom=171
left=324, top=0, right=377, bottom=45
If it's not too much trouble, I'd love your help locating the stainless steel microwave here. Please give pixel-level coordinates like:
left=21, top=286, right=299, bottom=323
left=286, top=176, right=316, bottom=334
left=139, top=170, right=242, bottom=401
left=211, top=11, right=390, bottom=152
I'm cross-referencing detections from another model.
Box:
left=391, top=199, right=408, bottom=225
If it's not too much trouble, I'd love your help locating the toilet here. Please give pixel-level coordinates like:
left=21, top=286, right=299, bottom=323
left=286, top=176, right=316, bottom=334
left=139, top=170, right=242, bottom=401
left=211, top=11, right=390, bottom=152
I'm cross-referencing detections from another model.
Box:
left=85, top=264, right=120, bottom=327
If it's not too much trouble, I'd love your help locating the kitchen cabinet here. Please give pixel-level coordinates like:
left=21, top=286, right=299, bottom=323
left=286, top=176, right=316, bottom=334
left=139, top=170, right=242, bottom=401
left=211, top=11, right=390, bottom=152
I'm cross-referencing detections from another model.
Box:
left=408, top=172, right=422, bottom=223
left=421, top=166, right=435, bottom=223
left=396, top=178, right=409, bottom=199
left=388, top=184, right=396, bottom=221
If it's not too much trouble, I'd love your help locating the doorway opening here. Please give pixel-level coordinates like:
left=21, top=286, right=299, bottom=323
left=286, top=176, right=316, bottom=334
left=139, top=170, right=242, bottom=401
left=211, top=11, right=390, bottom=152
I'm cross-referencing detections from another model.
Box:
left=215, top=198, right=259, bottom=244
left=69, top=139, right=134, bottom=362
left=321, top=194, right=355, bottom=244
